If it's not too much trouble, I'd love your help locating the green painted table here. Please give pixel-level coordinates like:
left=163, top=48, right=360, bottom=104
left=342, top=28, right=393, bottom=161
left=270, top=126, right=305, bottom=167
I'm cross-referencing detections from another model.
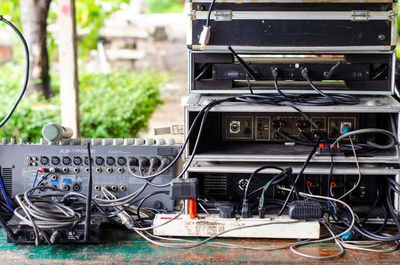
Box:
left=0, top=228, right=400, bottom=264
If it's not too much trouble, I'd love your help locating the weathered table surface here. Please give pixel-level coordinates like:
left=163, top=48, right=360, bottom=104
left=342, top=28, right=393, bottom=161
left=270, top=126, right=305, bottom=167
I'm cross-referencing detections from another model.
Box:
left=0, top=228, right=399, bottom=264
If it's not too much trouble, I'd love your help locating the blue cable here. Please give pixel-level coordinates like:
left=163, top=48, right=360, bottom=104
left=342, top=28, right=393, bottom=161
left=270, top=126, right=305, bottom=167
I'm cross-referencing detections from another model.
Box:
left=31, top=172, right=51, bottom=195
left=328, top=200, right=336, bottom=214
left=0, top=173, right=14, bottom=212
left=331, top=126, right=351, bottom=148
left=31, top=169, right=39, bottom=188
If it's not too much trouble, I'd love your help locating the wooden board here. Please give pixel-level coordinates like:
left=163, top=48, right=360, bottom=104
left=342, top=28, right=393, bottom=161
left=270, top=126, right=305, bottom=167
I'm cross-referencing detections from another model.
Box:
left=1, top=228, right=400, bottom=264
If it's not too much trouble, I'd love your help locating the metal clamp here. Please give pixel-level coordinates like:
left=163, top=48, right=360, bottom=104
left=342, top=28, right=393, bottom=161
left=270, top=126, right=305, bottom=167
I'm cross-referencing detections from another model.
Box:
left=214, top=10, right=233, bottom=21
left=351, top=10, right=370, bottom=21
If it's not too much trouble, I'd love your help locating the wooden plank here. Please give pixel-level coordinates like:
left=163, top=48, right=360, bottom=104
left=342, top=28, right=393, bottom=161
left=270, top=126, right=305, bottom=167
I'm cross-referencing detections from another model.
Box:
left=58, top=0, right=80, bottom=137
left=1, top=228, right=400, bottom=264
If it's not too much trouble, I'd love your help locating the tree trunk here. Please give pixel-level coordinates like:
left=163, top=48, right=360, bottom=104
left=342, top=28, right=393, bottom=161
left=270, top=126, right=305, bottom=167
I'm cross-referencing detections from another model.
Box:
left=19, top=0, right=53, bottom=99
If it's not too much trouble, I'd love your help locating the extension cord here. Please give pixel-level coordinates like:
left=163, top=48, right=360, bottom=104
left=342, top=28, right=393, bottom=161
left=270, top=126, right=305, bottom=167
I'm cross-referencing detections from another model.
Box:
left=153, top=214, right=320, bottom=239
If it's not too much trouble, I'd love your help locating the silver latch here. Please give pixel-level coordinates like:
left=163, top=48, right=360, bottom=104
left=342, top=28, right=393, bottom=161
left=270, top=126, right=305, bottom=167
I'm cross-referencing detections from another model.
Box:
left=189, top=10, right=196, bottom=21
left=351, top=10, right=370, bottom=21
left=214, top=10, right=233, bottom=21
left=154, top=124, right=184, bottom=136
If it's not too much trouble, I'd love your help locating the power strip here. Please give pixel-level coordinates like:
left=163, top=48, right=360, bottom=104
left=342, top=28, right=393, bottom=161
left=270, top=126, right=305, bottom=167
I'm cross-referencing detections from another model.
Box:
left=153, top=214, right=320, bottom=239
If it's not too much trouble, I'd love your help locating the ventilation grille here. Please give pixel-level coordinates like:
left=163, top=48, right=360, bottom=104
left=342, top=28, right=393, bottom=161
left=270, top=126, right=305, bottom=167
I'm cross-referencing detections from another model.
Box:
left=1, top=167, right=12, bottom=195
left=204, top=174, right=227, bottom=196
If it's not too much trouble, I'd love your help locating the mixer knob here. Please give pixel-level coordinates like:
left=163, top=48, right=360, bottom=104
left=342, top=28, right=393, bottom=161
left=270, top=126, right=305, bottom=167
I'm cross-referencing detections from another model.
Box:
left=134, top=138, right=145, bottom=145
left=2, top=138, right=8, bottom=145
left=113, top=138, right=123, bottom=145
left=102, top=138, right=112, bottom=145
left=155, top=138, right=165, bottom=145
left=166, top=138, right=176, bottom=145
left=123, top=138, right=134, bottom=145
left=61, top=139, right=71, bottom=145
left=145, top=138, right=154, bottom=145
left=71, top=138, right=81, bottom=145
left=91, top=138, right=101, bottom=145
left=9, top=138, right=16, bottom=145
left=39, top=138, right=48, bottom=145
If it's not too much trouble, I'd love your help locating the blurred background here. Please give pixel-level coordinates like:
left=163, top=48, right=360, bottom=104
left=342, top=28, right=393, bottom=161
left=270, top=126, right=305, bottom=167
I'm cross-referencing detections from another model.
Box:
left=0, top=0, right=187, bottom=143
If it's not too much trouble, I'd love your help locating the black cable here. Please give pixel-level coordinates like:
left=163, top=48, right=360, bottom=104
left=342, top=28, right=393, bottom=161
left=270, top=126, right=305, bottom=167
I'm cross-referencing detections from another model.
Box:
left=0, top=214, right=16, bottom=242
left=334, top=180, right=400, bottom=242
left=272, top=68, right=299, bottom=100
left=0, top=15, right=29, bottom=128
left=195, top=63, right=212, bottom=81
left=243, top=166, right=285, bottom=200
left=128, top=96, right=236, bottom=184
left=301, top=68, right=360, bottom=105
left=84, top=142, right=93, bottom=242
left=371, top=65, right=388, bottom=80
left=277, top=130, right=315, bottom=146
left=136, top=191, right=169, bottom=223
left=228, top=46, right=259, bottom=80
left=258, top=172, right=288, bottom=211
left=324, top=61, right=341, bottom=79
left=246, top=74, right=254, bottom=94
left=277, top=140, right=320, bottom=216
left=385, top=184, right=400, bottom=231
left=206, top=0, right=216, bottom=27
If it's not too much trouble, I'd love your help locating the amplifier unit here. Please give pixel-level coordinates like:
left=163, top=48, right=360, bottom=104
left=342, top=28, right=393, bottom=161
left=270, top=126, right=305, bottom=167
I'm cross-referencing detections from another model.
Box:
left=189, top=51, right=395, bottom=95
left=186, top=162, right=400, bottom=214
left=184, top=95, right=400, bottom=164
left=188, top=0, right=397, bottom=52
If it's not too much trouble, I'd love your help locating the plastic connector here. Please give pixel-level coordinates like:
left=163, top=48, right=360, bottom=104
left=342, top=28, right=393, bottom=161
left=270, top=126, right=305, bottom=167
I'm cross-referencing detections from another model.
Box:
left=342, top=125, right=351, bottom=134
left=271, top=68, right=279, bottom=79
left=317, top=143, right=342, bottom=156
left=199, top=25, right=211, bottom=50
left=170, top=178, right=198, bottom=200
left=138, top=157, right=150, bottom=167
left=301, top=68, right=309, bottom=79
left=149, top=157, right=161, bottom=167
left=161, top=157, right=171, bottom=166
left=259, top=208, right=266, bottom=219
left=50, top=230, right=63, bottom=244
left=215, top=202, right=235, bottom=218
left=341, top=230, right=354, bottom=241
left=241, top=199, right=252, bottom=218
left=288, top=200, right=322, bottom=220
left=117, top=211, right=135, bottom=230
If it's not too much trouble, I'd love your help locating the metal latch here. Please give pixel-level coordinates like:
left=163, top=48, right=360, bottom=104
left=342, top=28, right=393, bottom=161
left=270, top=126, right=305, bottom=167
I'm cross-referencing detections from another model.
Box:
left=214, top=10, right=232, bottom=21
left=189, top=10, right=196, bottom=21
left=351, top=10, right=370, bottom=21
left=154, top=124, right=184, bottom=135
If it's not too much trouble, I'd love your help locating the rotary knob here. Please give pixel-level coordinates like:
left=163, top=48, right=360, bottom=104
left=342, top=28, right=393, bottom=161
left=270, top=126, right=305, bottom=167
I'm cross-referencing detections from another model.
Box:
left=113, top=138, right=123, bottom=145
left=134, top=138, right=145, bottom=145
left=145, top=138, right=154, bottom=145
left=155, top=138, right=165, bottom=145
left=124, top=138, right=134, bottom=145
left=102, top=138, right=113, bottom=145
left=166, top=138, right=176, bottom=145
left=71, top=138, right=81, bottom=145
left=91, top=138, right=102, bottom=145
left=61, top=139, right=71, bottom=145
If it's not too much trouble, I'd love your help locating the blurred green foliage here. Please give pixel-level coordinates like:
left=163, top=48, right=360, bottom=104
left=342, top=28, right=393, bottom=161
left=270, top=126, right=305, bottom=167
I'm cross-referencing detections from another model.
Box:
left=0, top=62, right=163, bottom=142
left=145, top=0, right=184, bottom=14
left=0, top=0, right=165, bottom=141
left=1, top=0, right=129, bottom=59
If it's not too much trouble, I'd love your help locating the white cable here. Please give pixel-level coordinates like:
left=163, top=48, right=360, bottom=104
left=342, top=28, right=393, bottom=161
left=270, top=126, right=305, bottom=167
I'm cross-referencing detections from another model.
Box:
left=338, top=137, right=361, bottom=200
